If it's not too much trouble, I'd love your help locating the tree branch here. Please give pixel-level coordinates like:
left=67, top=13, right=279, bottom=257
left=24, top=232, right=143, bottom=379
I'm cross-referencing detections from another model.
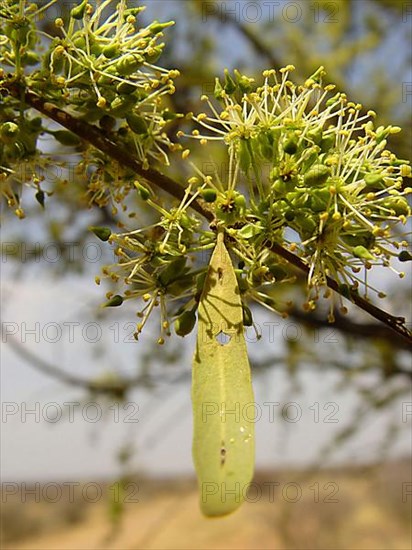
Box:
left=2, top=326, right=148, bottom=397
left=4, top=81, right=411, bottom=348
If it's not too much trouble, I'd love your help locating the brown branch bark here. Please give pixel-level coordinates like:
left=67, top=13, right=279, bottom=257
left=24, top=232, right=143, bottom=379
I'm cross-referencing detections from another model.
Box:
left=4, top=81, right=412, bottom=348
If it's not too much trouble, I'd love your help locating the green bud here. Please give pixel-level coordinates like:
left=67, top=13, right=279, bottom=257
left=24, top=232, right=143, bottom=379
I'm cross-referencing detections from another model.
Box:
left=242, top=305, right=253, bottom=326
left=304, top=164, right=331, bottom=186
left=116, top=54, right=144, bottom=76
left=234, top=193, right=247, bottom=212
left=271, top=178, right=288, bottom=197
left=326, top=93, right=340, bottom=107
left=89, top=226, right=112, bottom=241
left=201, top=188, right=217, bottom=203
left=28, top=117, right=42, bottom=131
left=53, top=130, right=81, bottom=146
left=309, top=188, right=330, bottom=212
left=307, top=127, right=323, bottom=145
left=149, top=20, right=175, bottom=34
left=126, top=113, right=148, bottom=134
left=236, top=272, right=249, bottom=294
left=284, top=209, right=295, bottom=221
left=70, top=0, right=88, bottom=20
left=72, top=35, right=86, bottom=50
left=364, top=173, right=385, bottom=189
left=234, top=69, right=254, bottom=94
left=135, top=182, right=150, bottom=201
left=123, top=7, right=146, bottom=19
left=213, top=78, right=224, bottom=100
left=116, top=81, right=136, bottom=95
left=301, top=146, right=321, bottom=172
left=283, top=135, right=298, bottom=155
left=353, top=245, right=375, bottom=260
left=399, top=251, right=412, bottom=262
left=294, top=212, right=317, bottom=234
left=35, top=190, right=45, bottom=208
left=223, top=69, right=237, bottom=95
left=174, top=310, right=197, bottom=336
left=103, top=295, right=124, bottom=307
left=102, top=42, right=120, bottom=59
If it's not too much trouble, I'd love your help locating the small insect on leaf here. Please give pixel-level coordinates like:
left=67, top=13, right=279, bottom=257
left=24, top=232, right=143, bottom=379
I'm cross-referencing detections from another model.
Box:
left=192, top=230, right=255, bottom=517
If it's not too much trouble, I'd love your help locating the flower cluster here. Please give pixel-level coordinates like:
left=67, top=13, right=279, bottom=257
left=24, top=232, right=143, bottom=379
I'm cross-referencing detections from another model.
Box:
left=93, top=179, right=214, bottom=343
left=0, top=0, right=180, bottom=216
left=179, top=66, right=411, bottom=317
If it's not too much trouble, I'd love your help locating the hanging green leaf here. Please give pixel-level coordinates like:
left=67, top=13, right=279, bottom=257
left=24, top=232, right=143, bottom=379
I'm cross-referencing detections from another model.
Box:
left=192, top=230, right=255, bottom=517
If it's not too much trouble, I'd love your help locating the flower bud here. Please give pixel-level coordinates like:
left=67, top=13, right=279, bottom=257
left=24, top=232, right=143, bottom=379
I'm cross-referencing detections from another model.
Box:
left=223, top=69, right=237, bottom=95
left=307, top=127, right=323, bottom=145
left=126, top=113, right=148, bottom=134
left=102, top=42, right=120, bottom=59
left=134, top=182, right=150, bottom=201
left=399, top=251, right=412, bottom=262
left=115, top=81, right=136, bottom=95
left=364, top=173, right=385, bottom=190
left=174, top=310, right=197, bottom=336
left=70, top=0, right=88, bottom=20
left=201, top=188, right=217, bottom=203
left=353, top=245, right=375, bottom=260
left=283, top=134, right=298, bottom=155
left=213, top=77, right=224, bottom=100
left=149, top=20, right=175, bottom=34
left=304, top=164, right=331, bottom=186
left=89, top=226, right=112, bottom=241
left=234, top=69, right=254, bottom=93
left=35, top=190, right=45, bottom=208
left=342, top=231, right=374, bottom=249
left=308, top=188, right=330, bottom=212
left=103, top=295, right=124, bottom=307
left=116, top=54, right=144, bottom=76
